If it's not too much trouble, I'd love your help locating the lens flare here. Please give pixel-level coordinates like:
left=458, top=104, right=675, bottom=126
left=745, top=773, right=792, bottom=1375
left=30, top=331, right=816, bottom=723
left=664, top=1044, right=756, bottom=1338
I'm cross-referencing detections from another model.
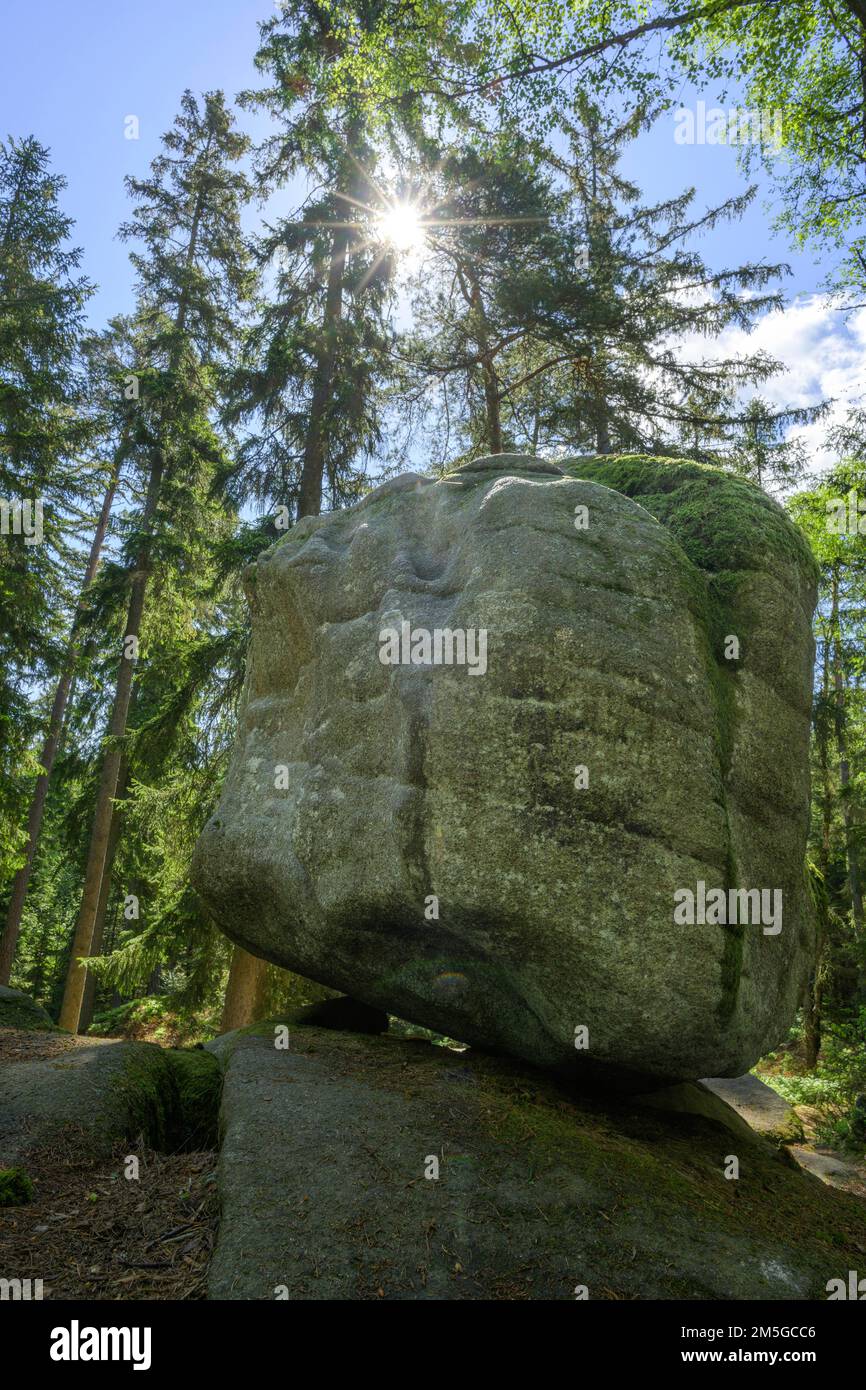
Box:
left=377, top=202, right=424, bottom=254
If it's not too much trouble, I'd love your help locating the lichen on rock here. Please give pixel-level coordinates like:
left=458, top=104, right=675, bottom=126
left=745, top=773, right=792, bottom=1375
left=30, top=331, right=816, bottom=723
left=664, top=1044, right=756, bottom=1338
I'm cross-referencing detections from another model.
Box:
left=192, top=453, right=817, bottom=1087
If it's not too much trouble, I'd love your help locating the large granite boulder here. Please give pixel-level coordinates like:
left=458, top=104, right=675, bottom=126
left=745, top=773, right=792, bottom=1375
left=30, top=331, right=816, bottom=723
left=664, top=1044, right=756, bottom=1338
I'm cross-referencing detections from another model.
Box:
left=192, top=454, right=817, bottom=1086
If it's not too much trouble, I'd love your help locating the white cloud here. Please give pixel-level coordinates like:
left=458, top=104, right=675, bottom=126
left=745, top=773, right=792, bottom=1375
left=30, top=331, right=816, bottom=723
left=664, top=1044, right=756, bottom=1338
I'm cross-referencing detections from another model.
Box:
left=679, top=294, right=866, bottom=473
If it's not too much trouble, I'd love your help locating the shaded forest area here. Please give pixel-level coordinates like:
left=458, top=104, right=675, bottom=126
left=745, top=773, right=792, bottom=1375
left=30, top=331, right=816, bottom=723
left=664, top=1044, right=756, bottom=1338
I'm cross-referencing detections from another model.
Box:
left=1, top=0, right=866, bottom=1151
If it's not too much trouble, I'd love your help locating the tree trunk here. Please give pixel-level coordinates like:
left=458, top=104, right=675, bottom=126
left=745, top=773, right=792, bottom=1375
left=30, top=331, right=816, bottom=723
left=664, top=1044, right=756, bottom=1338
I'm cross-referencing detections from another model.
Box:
left=297, top=220, right=350, bottom=519
left=481, top=355, right=503, bottom=454
left=467, top=273, right=502, bottom=454
left=221, top=947, right=271, bottom=1032
left=805, top=633, right=833, bottom=1069
left=0, top=467, right=119, bottom=984
left=58, top=178, right=206, bottom=1032
left=79, top=757, right=129, bottom=1033
left=830, top=563, right=865, bottom=990
left=58, top=456, right=163, bottom=1031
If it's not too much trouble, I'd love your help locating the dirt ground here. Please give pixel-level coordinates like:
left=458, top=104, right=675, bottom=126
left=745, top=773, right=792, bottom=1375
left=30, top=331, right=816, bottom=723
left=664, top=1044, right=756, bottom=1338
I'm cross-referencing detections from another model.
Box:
left=1, top=1138, right=217, bottom=1299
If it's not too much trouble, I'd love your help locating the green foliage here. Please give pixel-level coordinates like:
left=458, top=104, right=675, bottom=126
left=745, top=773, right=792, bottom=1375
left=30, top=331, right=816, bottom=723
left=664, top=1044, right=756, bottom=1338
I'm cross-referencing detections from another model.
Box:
left=0, top=1167, right=34, bottom=1206
left=669, top=0, right=866, bottom=301
left=394, top=101, right=813, bottom=464
left=0, top=135, right=96, bottom=881
left=762, top=1011, right=866, bottom=1152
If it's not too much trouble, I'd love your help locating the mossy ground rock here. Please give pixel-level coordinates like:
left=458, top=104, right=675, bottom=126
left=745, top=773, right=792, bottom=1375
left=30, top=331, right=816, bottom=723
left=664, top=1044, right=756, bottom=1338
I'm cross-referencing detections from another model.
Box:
left=208, top=1020, right=864, bottom=1301
left=165, top=1048, right=222, bottom=1151
left=0, top=1038, right=222, bottom=1164
left=194, top=453, right=817, bottom=1084
left=0, top=1039, right=173, bottom=1165
left=0, top=985, right=58, bottom=1031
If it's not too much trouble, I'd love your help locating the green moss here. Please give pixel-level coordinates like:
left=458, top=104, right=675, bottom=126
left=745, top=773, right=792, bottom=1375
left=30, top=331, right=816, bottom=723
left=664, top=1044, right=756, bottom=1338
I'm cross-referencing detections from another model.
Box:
left=98, top=1046, right=222, bottom=1155
left=472, top=1063, right=862, bottom=1287
left=565, top=454, right=816, bottom=583
left=0, top=997, right=60, bottom=1032
left=0, top=1167, right=34, bottom=1206
left=108, top=1046, right=174, bottom=1151
left=165, top=1048, right=222, bottom=1151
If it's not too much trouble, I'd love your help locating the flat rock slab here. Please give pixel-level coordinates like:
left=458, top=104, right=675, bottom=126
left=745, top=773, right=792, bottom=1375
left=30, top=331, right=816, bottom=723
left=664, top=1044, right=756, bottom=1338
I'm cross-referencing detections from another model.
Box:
left=208, top=1023, right=866, bottom=1301
left=789, top=1147, right=866, bottom=1199
left=700, top=1074, right=804, bottom=1144
left=0, top=1038, right=171, bottom=1165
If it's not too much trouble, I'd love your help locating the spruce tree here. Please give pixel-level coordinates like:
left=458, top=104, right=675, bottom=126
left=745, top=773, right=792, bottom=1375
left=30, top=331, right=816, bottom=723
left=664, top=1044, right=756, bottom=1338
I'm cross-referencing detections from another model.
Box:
left=397, top=104, right=818, bottom=463
left=0, top=137, right=94, bottom=890
left=58, top=91, right=254, bottom=1032
left=0, top=319, right=144, bottom=983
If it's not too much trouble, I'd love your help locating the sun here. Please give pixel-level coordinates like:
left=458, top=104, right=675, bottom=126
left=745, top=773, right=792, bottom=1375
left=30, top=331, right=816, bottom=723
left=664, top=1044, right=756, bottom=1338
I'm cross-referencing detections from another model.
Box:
left=376, top=201, right=425, bottom=255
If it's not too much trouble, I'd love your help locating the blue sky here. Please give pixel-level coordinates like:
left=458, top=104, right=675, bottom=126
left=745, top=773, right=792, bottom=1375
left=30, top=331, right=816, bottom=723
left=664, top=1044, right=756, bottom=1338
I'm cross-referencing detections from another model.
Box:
left=0, top=0, right=272, bottom=327
left=2, top=1, right=861, bottom=474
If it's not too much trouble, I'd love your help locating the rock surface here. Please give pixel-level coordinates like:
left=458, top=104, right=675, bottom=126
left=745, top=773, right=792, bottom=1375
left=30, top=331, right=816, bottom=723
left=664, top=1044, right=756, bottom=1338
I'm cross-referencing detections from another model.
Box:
left=193, top=453, right=817, bottom=1085
left=0, top=984, right=56, bottom=1031
left=701, top=1074, right=804, bottom=1144
left=637, top=1072, right=803, bottom=1146
left=789, top=1146, right=866, bottom=1199
left=208, top=1017, right=864, bottom=1301
left=0, top=1039, right=172, bottom=1164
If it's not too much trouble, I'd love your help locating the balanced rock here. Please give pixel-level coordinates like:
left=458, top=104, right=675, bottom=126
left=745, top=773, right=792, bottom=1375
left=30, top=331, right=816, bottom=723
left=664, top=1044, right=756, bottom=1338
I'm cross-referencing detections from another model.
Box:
left=192, top=454, right=817, bottom=1085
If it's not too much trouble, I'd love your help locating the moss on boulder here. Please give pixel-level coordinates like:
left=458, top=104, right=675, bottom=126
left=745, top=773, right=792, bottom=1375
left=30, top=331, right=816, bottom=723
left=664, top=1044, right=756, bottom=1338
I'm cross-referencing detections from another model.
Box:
left=165, top=1048, right=222, bottom=1151
left=0, top=985, right=59, bottom=1032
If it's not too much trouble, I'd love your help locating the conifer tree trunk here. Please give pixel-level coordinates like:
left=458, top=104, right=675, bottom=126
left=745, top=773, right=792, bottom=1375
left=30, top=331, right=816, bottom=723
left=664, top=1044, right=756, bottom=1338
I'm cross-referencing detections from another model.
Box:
left=467, top=272, right=502, bottom=454
left=297, top=225, right=350, bottom=518
left=805, top=635, right=833, bottom=1068
left=0, top=467, right=119, bottom=984
left=79, top=757, right=129, bottom=1033
left=59, top=162, right=209, bottom=1031
left=59, top=459, right=163, bottom=1030
left=221, top=947, right=272, bottom=1032
left=830, top=564, right=866, bottom=992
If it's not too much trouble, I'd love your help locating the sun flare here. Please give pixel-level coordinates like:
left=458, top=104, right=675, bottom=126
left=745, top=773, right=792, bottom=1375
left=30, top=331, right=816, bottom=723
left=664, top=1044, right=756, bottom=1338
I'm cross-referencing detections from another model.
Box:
left=377, top=201, right=424, bottom=254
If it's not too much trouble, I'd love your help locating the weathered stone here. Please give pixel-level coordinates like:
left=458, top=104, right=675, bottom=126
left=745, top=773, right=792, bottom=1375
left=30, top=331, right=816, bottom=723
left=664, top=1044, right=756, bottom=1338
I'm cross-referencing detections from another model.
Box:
left=0, top=1039, right=173, bottom=1164
left=208, top=1019, right=865, bottom=1301
left=0, top=1038, right=222, bottom=1164
left=0, top=984, right=56, bottom=1031
left=192, top=453, right=817, bottom=1085
left=789, top=1146, right=866, bottom=1198
left=637, top=1073, right=803, bottom=1145
left=701, top=1074, right=804, bottom=1144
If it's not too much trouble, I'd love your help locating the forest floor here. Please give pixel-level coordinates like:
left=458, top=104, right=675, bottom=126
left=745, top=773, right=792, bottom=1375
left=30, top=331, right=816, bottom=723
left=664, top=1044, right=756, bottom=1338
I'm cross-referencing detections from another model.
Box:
left=3, top=1016, right=866, bottom=1300
left=0, top=1025, right=219, bottom=1299
left=1, top=1138, right=217, bottom=1299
